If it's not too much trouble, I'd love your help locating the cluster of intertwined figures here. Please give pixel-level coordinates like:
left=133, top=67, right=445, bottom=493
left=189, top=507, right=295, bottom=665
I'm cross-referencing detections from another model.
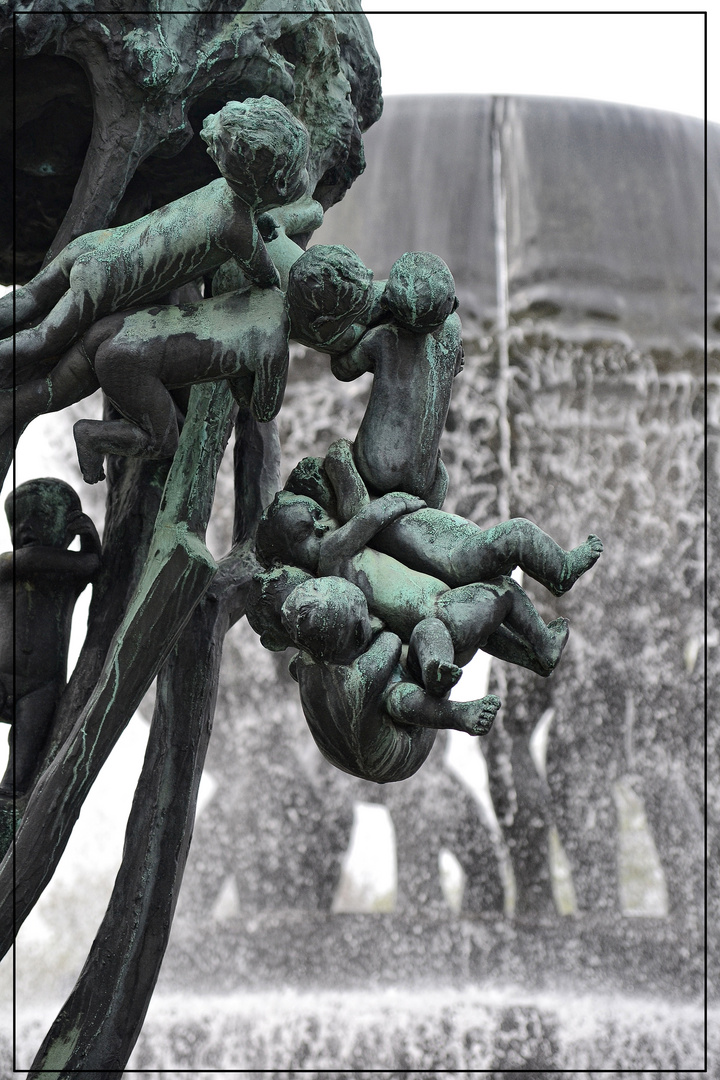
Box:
left=1, top=96, right=602, bottom=800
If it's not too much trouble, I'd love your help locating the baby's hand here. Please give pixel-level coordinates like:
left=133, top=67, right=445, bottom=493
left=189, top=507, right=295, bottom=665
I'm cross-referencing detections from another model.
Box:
left=257, top=213, right=279, bottom=243
left=66, top=509, right=91, bottom=535
left=380, top=492, right=426, bottom=516
left=270, top=195, right=324, bottom=237
left=66, top=510, right=101, bottom=552
left=257, top=265, right=281, bottom=290
left=396, top=493, right=426, bottom=514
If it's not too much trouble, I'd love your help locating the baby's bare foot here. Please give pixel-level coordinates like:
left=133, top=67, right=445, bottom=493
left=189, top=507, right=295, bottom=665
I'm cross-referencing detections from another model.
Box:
left=74, top=420, right=106, bottom=484
left=552, top=535, right=603, bottom=595
left=542, top=617, right=570, bottom=672
left=461, top=694, right=501, bottom=736
left=423, top=658, right=462, bottom=697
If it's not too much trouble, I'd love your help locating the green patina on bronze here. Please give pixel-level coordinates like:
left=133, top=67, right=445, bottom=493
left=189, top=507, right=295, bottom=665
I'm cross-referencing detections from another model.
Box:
left=0, top=378, right=233, bottom=959
left=1, top=96, right=310, bottom=398
left=4, top=4, right=382, bottom=282
left=28, top=408, right=279, bottom=1077
left=284, top=575, right=500, bottom=785
left=1, top=8, right=386, bottom=1073
left=0, top=479, right=100, bottom=857
left=0, top=12, right=612, bottom=1068
left=286, top=243, right=383, bottom=353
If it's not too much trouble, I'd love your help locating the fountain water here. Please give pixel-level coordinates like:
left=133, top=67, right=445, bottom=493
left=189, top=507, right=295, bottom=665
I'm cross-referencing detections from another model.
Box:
left=3, top=94, right=714, bottom=1074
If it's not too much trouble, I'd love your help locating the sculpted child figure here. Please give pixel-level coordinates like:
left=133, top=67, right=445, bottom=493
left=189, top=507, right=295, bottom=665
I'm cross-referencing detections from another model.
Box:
left=2, top=222, right=341, bottom=489
left=332, top=250, right=463, bottom=508
left=0, top=479, right=101, bottom=797
left=288, top=439, right=603, bottom=600
left=2, top=211, right=342, bottom=485
left=285, top=243, right=386, bottom=359
left=286, top=248, right=601, bottom=593
left=0, top=96, right=310, bottom=386
left=281, top=577, right=501, bottom=785
left=287, top=246, right=463, bottom=508
left=256, top=489, right=572, bottom=692
left=5, top=281, right=292, bottom=484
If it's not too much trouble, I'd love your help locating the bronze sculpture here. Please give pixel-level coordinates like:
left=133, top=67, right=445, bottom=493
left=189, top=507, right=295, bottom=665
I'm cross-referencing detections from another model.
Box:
left=0, top=12, right=611, bottom=1064
left=0, top=96, right=309, bottom=387
left=0, top=479, right=100, bottom=852
left=284, top=577, right=500, bottom=784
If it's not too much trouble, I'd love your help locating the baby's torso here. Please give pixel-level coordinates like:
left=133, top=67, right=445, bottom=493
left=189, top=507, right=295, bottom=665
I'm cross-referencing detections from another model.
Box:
left=293, top=634, right=430, bottom=783
left=74, top=180, right=242, bottom=313
left=113, top=287, right=289, bottom=385
left=344, top=549, right=445, bottom=641
left=354, top=314, right=462, bottom=498
left=4, top=579, right=76, bottom=683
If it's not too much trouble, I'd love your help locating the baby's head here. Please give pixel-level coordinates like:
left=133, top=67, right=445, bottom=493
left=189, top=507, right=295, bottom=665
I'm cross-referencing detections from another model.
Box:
left=246, top=565, right=314, bottom=651
left=201, top=97, right=310, bottom=210
left=6, top=478, right=81, bottom=549
left=384, top=252, right=458, bottom=333
left=281, top=577, right=373, bottom=663
left=283, top=456, right=338, bottom=520
left=255, top=491, right=336, bottom=572
left=286, top=244, right=375, bottom=351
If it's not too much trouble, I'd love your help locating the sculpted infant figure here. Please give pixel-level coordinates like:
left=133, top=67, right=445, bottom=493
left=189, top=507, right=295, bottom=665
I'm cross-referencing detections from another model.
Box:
left=332, top=250, right=463, bottom=508
left=0, top=96, right=310, bottom=386
left=0, top=479, right=101, bottom=798
left=289, top=439, right=603, bottom=600
left=256, top=489, right=571, bottom=689
left=285, top=243, right=387, bottom=358
left=3, top=218, right=344, bottom=485
left=6, top=283, right=291, bottom=484
left=287, top=245, right=463, bottom=508
left=282, top=577, right=500, bottom=785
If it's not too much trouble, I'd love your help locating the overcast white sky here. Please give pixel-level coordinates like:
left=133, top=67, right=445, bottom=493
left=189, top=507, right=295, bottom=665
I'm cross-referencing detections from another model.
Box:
left=364, top=5, right=711, bottom=123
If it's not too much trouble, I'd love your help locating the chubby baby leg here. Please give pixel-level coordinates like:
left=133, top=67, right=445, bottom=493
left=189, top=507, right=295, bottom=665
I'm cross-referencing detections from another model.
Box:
left=0, top=679, right=62, bottom=796
left=550, top=534, right=603, bottom=595
left=75, top=418, right=157, bottom=483
left=497, top=578, right=569, bottom=672
left=0, top=288, right=96, bottom=387
left=74, top=342, right=180, bottom=481
left=438, top=578, right=569, bottom=674
left=456, top=518, right=602, bottom=595
left=386, top=680, right=501, bottom=737
left=4, top=343, right=100, bottom=439
left=74, top=400, right=180, bottom=482
left=407, top=616, right=461, bottom=696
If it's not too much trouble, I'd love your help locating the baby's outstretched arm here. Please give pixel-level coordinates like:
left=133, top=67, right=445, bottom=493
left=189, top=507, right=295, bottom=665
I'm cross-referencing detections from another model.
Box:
left=263, top=194, right=324, bottom=240
left=260, top=195, right=324, bottom=291
left=318, top=491, right=426, bottom=576
left=235, top=215, right=280, bottom=290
